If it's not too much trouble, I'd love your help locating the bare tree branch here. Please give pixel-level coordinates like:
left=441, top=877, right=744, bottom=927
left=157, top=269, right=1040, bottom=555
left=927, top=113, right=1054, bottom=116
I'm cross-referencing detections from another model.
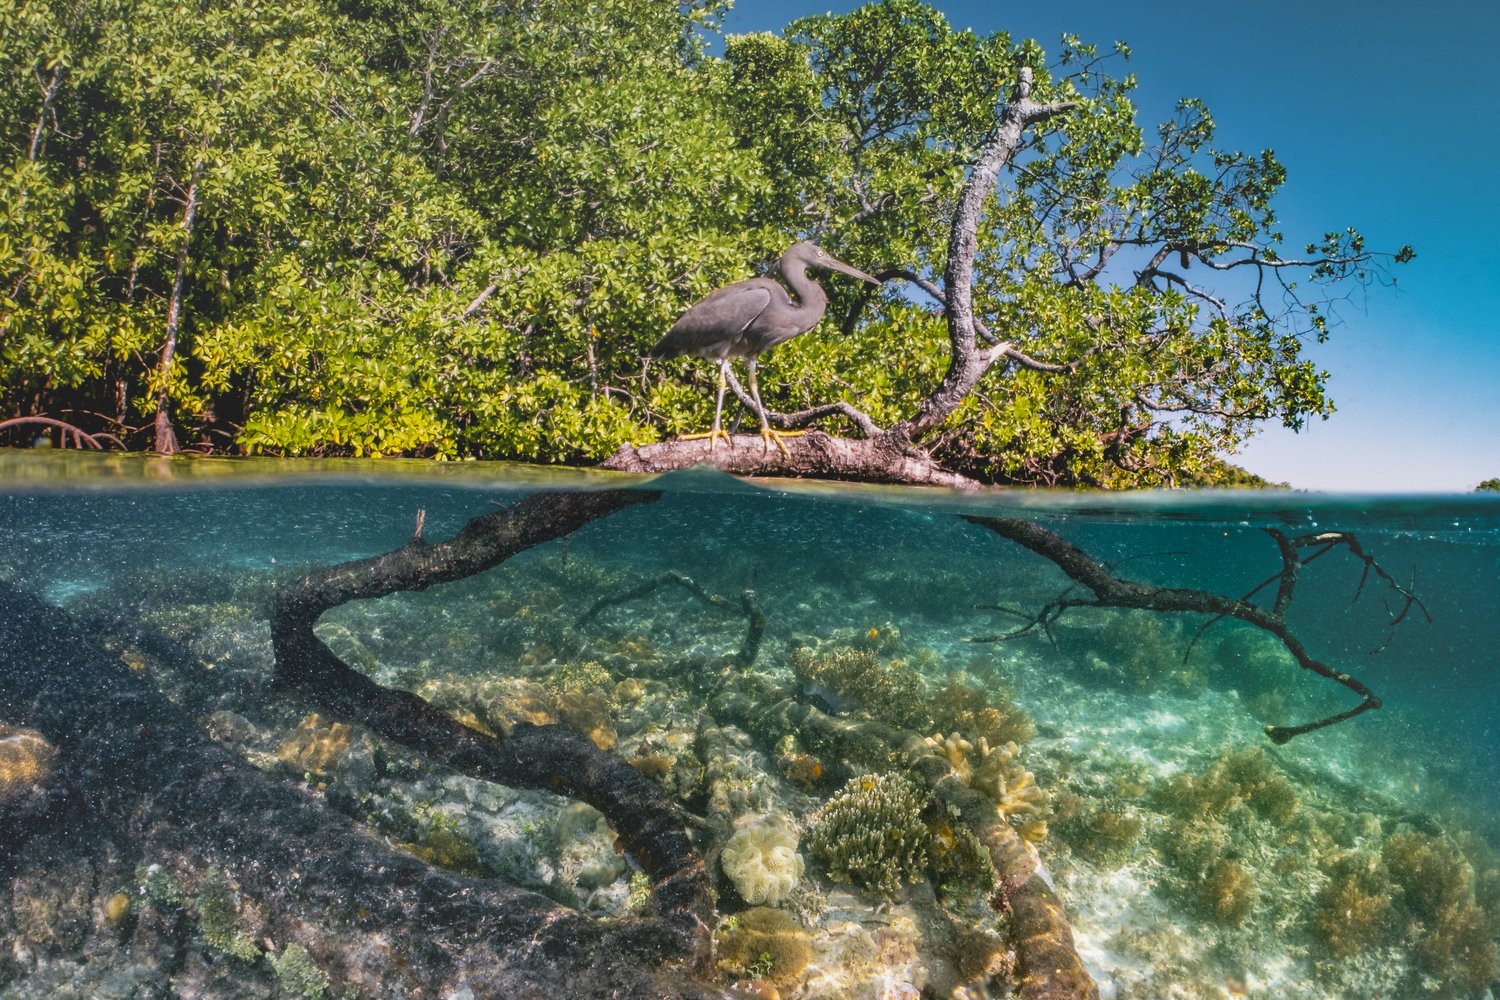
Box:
left=962, top=516, right=1413, bottom=744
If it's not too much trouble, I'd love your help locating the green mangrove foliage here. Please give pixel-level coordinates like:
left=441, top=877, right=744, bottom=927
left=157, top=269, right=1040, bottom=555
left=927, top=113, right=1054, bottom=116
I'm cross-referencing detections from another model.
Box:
left=2, top=0, right=1408, bottom=483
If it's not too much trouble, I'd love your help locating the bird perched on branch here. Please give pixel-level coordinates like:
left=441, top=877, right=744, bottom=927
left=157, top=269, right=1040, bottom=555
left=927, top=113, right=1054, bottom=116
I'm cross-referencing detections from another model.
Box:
left=649, top=241, right=881, bottom=454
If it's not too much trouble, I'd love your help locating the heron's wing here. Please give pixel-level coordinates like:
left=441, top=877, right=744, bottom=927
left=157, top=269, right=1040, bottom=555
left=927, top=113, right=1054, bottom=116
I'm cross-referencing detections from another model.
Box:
left=648, top=280, right=776, bottom=360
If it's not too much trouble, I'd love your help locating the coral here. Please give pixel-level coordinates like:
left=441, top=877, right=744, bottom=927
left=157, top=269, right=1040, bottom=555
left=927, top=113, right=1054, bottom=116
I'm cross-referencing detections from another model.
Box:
left=0, top=724, right=56, bottom=800
left=929, top=820, right=998, bottom=898
left=715, top=906, right=812, bottom=985
left=103, top=891, right=132, bottom=928
left=1312, top=852, right=1393, bottom=958
left=629, top=754, right=675, bottom=779
left=196, top=871, right=261, bottom=962
left=473, top=677, right=557, bottom=730
left=972, top=739, right=1049, bottom=833
left=790, top=645, right=929, bottom=732
left=926, top=732, right=975, bottom=783
left=721, top=819, right=803, bottom=906
left=614, top=677, right=648, bottom=703
left=928, top=673, right=1035, bottom=747
left=805, top=772, right=931, bottom=895
left=554, top=689, right=617, bottom=750
left=546, top=658, right=615, bottom=697
left=271, top=942, right=331, bottom=999
left=927, top=733, right=1049, bottom=841
left=276, top=712, right=353, bottom=779
left=778, top=751, right=824, bottom=788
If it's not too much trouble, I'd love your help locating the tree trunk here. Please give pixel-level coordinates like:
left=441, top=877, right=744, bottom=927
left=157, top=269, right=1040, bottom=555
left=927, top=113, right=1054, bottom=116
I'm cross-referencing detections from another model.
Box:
left=602, top=429, right=982, bottom=488
left=152, top=158, right=205, bottom=455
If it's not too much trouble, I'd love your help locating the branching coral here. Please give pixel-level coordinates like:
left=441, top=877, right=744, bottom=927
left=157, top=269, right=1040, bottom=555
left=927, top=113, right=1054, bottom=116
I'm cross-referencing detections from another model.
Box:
left=271, top=942, right=331, bottom=999
left=789, top=645, right=930, bottom=732
left=196, top=871, right=261, bottom=962
left=804, top=772, right=930, bottom=895
left=925, top=733, right=1049, bottom=842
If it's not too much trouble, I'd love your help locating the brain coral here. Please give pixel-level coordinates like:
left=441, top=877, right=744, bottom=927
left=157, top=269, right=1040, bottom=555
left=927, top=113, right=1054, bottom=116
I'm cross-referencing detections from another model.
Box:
left=721, top=820, right=803, bottom=906
left=0, top=725, right=57, bottom=801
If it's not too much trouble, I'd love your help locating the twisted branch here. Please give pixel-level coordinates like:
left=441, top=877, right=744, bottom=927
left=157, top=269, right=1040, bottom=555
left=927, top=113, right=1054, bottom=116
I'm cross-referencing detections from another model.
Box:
left=963, top=516, right=1416, bottom=743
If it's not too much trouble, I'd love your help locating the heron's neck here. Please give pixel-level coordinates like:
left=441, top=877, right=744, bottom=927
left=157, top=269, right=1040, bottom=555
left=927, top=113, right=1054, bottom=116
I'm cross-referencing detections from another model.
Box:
left=780, top=261, right=827, bottom=315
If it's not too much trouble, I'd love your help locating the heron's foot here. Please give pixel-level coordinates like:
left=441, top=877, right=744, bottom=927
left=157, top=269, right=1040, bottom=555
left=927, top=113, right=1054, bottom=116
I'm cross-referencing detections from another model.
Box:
left=759, top=428, right=805, bottom=456
left=680, top=428, right=734, bottom=452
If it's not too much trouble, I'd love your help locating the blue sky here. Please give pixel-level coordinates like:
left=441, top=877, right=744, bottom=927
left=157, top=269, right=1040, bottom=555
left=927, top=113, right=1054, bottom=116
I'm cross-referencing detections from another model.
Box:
left=723, top=1, right=1499, bottom=491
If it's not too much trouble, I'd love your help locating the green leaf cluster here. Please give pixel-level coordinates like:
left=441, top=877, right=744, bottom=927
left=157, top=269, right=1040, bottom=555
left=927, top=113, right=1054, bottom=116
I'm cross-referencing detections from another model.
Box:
left=1, top=0, right=1407, bottom=483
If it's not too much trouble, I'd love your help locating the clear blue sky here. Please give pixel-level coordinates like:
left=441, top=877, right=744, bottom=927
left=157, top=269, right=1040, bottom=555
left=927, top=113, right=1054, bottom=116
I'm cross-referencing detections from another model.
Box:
left=723, top=1, right=1499, bottom=492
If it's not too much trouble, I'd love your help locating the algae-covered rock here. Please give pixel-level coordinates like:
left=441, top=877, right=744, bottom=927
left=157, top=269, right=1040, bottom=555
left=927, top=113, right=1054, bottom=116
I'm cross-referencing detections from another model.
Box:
left=1312, top=851, right=1393, bottom=958
left=716, top=906, right=812, bottom=985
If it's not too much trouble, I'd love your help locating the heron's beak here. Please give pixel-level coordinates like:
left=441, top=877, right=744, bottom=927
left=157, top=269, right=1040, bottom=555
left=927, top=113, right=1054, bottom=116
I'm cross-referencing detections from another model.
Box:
left=823, top=256, right=882, bottom=286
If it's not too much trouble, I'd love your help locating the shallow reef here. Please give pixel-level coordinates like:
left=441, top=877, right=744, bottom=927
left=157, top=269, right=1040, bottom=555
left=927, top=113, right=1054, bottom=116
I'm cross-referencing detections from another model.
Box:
left=2, top=488, right=1498, bottom=1000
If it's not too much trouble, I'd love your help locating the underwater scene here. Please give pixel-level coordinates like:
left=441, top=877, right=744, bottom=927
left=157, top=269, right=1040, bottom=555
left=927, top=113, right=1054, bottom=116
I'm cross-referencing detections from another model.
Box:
left=3, top=455, right=1500, bottom=1000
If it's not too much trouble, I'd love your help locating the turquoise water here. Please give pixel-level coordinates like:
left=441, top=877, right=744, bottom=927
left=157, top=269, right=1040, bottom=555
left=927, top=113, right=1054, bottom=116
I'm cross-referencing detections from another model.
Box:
left=3, top=455, right=1499, bottom=999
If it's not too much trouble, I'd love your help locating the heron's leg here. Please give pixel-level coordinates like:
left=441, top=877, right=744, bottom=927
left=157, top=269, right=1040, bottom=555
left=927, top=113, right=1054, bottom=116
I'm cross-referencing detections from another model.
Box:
left=746, top=358, right=804, bottom=456
left=680, top=361, right=733, bottom=450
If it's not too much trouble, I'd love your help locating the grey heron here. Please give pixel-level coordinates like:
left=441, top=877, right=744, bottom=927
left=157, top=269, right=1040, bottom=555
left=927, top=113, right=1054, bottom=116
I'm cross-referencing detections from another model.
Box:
left=649, top=241, right=881, bottom=454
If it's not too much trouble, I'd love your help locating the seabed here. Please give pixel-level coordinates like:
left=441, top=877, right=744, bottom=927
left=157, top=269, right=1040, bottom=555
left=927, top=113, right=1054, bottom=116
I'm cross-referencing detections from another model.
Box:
left=2, top=462, right=1498, bottom=999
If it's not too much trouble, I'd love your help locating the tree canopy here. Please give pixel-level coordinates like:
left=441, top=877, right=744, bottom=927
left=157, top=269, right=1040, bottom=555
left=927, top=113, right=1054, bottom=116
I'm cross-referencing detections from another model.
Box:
left=0, top=0, right=1410, bottom=484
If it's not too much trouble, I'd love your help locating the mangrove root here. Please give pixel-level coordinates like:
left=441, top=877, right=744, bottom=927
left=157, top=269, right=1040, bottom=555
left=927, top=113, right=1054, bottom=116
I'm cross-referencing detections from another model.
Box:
left=964, top=516, right=1426, bottom=743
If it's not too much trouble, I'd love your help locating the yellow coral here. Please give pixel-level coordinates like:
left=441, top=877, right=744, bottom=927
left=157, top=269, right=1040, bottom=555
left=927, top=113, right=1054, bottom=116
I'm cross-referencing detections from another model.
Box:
left=972, top=739, right=1049, bottom=824
left=924, top=732, right=973, bottom=784
left=0, top=725, right=56, bottom=800
left=276, top=713, right=352, bottom=778
left=554, top=689, right=617, bottom=750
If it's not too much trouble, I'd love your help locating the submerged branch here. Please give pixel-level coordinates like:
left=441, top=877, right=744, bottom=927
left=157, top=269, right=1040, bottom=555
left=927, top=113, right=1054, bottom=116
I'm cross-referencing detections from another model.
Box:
left=962, top=516, right=1411, bottom=743
left=267, top=488, right=717, bottom=983
left=577, top=569, right=766, bottom=667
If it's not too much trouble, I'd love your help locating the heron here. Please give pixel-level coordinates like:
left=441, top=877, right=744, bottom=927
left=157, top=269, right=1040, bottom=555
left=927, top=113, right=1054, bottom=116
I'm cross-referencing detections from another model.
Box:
left=649, top=241, right=881, bottom=454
